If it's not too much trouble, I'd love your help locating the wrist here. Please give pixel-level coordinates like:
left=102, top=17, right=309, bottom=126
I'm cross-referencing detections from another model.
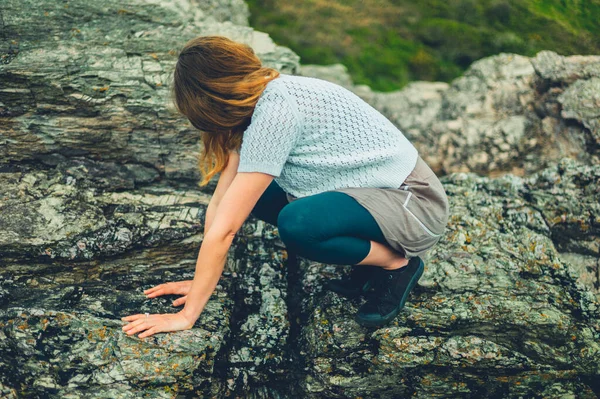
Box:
left=181, top=307, right=200, bottom=327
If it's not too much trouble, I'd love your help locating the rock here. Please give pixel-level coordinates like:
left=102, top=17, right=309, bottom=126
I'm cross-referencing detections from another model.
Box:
left=524, top=158, right=600, bottom=259
left=0, top=165, right=208, bottom=261
left=299, top=64, right=355, bottom=88
left=1, top=0, right=600, bottom=397
left=559, top=253, right=600, bottom=294
left=7, top=159, right=598, bottom=397
left=0, top=0, right=297, bottom=396
left=0, top=246, right=234, bottom=398
left=192, top=0, right=251, bottom=26
left=0, top=166, right=293, bottom=397
left=559, top=77, right=600, bottom=146
left=531, top=51, right=600, bottom=84
left=0, top=0, right=298, bottom=189
left=293, top=159, right=600, bottom=398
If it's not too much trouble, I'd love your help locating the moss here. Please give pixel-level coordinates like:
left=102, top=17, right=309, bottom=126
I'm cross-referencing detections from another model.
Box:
left=246, top=0, right=600, bottom=91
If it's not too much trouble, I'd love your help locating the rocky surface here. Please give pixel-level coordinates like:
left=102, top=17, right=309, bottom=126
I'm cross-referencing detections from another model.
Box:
left=1, top=0, right=600, bottom=397
left=1, top=157, right=599, bottom=398
left=294, top=158, right=600, bottom=398
left=300, top=51, right=600, bottom=177
left=0, top=0, right=298, bottom=185
left=0, top=165, right=294, bottom=398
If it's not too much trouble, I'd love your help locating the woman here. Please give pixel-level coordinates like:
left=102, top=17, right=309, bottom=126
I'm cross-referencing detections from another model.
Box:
left=121, top=36, right=449, bottom=338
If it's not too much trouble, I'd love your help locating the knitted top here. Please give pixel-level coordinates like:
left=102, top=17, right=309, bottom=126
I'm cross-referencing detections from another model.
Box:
left=237, top=74, right=419, bottom=198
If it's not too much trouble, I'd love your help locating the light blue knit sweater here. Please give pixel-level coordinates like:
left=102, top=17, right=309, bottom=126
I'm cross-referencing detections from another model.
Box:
left=237, top=74, right=418, bottom=198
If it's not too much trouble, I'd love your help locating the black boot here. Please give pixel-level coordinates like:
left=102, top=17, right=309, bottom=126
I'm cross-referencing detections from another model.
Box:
left=355, top=256, right=424, bottom=327
left=324, top=265, right=374, bottom=298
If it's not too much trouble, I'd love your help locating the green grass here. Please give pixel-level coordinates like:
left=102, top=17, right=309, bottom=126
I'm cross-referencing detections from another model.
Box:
left=246, top=0, right=600, bottom=91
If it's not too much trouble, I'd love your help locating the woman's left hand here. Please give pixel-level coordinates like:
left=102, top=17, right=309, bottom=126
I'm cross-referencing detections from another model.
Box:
left=121, top=311, right=196, bottom=339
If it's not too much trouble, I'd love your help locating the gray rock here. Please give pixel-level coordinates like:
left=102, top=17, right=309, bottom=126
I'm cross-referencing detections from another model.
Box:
left=559, top=77, right=600, bottom=145
left=0, top=166, right=208, bottom=260
left=0, top=163, right=293, bottom=396
left=524, top=158, right=600, bottom=259
left=0, top=248, right=233, bottom=398
left=192, top=0, right=250, bottom=26
left=0, top=0, right=297, bottom=396
left=559, top=253, right=600, bottom=294
left=1, top=0, right=600, bottom=397
left=4, top=160, right=599, bottom=397
left=294, top=159, right=600, bottom=398
left=299, top=64, right=355, bottom=88
left=532, top=50, right=600, bottom=84
left=0, top=0, right=298, bottom=188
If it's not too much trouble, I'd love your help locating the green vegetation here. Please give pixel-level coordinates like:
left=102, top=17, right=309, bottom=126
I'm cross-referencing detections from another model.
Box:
left=246, top=0, right=600, bottom=91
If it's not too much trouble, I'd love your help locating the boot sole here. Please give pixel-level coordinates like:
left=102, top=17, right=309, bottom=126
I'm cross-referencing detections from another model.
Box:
left=355, top=259, right=425, bottom=327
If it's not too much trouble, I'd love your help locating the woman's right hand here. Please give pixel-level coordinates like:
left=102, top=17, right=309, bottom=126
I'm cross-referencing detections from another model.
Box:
left=143, top=280, right=193, bottom=307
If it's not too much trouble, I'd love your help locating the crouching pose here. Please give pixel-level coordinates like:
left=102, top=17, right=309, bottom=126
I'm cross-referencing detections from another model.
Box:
left=121, top=36, right=450, bottom=338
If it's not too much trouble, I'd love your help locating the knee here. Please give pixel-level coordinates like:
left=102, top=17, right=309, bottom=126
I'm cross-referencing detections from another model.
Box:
left=276, top=202, right=314, bottom=248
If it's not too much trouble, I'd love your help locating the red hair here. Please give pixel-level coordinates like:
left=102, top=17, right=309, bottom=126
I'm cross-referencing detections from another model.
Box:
left=171, top=36, right=279, bottom=186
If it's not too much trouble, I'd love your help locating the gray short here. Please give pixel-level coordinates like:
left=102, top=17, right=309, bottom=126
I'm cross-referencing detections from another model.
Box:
left=286, top=156, right=449, bottom=259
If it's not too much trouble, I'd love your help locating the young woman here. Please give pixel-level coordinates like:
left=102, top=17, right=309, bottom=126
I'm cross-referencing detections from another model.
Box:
left=121, top=36, right=449, bottom=338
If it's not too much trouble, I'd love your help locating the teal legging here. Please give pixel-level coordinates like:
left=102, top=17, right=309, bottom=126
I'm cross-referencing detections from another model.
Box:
left=250, top=180, right=390, bottom=265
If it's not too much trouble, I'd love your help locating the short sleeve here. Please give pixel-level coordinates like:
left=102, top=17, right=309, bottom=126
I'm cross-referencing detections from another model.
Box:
left=237, top=84, right=300, bottom=177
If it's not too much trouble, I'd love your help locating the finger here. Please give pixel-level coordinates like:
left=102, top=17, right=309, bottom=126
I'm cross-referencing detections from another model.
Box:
left=121, top=314, right=145, bottom=322
left=145, top=288, right=166, bottom=298
left=144, top=285, right=165, bottom=295
left=144, top=283, right=172, bottom=294
left=125, top=321, right=151, bottom=336
left=172, top=296, right=187, bottom=307
left=172, top=296, right=187, bottom=306
left=122, top=317, right=147, bottom=331
left=138, top=326, right=158, bottom=339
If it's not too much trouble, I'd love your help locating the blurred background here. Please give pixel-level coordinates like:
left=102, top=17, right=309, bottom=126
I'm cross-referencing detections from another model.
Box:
left=247, top=0, right=600, bottom=91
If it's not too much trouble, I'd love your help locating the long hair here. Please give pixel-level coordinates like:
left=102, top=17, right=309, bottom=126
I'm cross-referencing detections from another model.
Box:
left=171, top=36, right=280, bottom=186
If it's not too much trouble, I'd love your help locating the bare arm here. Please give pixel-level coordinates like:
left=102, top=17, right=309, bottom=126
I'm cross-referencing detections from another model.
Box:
left=182, top=171, right=274, bottom=323
left=204, top=151, right=240, bottom=235
left=143, top=152, right=240, bottom=304
left=121, top=166, right=274, bottom=338
left=141, top=152, right=242, bottom=306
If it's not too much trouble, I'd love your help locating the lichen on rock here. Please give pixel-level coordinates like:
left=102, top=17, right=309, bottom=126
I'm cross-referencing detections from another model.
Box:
left=1, top=0, right=599, bottom=397
left=293, top=160, right=600, bottom=398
